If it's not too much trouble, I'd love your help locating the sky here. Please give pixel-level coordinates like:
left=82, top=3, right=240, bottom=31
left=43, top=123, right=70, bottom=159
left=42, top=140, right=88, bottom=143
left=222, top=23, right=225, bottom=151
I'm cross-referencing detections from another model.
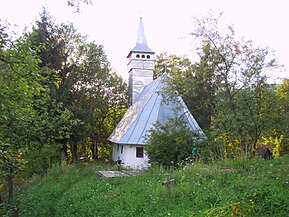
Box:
left=0, top=0, right=288, bottom=82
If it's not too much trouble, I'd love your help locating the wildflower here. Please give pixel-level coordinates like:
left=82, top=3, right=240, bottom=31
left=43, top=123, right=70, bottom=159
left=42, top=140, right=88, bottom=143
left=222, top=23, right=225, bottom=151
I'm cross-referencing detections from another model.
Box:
left=235, top=209, right=242, bottom=215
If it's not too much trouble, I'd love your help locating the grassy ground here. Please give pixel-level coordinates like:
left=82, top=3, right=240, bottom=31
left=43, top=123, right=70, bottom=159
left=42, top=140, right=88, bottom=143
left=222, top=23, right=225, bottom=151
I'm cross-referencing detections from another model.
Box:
left=14, top=156, right=289, bottom=216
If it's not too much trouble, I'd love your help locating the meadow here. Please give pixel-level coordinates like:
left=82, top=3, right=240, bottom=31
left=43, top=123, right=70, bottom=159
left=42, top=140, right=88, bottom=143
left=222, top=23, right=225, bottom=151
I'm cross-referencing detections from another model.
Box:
left=16, top=156, right=289, bottom=216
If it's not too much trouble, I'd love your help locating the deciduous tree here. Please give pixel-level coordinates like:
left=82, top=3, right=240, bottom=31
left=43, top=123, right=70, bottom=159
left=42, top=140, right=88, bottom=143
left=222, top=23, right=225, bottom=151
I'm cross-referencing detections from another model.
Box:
left=155, top=13, right=281, bottom=158
left=26, top=10, right=128, bottom=161
left=0, top=20, right=73, bottom=207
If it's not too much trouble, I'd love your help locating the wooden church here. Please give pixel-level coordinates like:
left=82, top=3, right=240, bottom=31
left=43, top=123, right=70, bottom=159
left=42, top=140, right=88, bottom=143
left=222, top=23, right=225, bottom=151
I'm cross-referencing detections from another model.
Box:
left=108, top=18, right=204, bottom=169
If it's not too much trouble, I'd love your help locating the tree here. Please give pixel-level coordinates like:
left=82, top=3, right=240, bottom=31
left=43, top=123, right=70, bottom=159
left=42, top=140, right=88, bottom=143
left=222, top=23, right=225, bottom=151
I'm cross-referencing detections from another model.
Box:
left=0, top=22, right=41, bottom=206
left=0, top=19, right=77, bottom=211
left=271, top=79, right=289, bottom=156
left=67, top=0, right=92, bottom=12
left=154, top=52, right=193, bottom=78
left=25, top=11, right=81, bottom=161
left=155, top=53, right=210, bottom=130
left=155, top=13, right=280, bottom=158
left=155, top=50, right=217, bottom=130
left=145, top=117, right=202, bottom=167
left=67, top=42, right=127, bottom=160
left=191, top=13, right=280, bottom=157
left=192, top=14, right=279, bottom=156
left=26, top=10, right=128, bottom=161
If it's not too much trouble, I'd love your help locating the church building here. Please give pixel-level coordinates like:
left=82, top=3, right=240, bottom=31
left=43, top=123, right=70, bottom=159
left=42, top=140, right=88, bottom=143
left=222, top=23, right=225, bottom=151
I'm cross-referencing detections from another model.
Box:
left=108, top=18, right=204, bottom=169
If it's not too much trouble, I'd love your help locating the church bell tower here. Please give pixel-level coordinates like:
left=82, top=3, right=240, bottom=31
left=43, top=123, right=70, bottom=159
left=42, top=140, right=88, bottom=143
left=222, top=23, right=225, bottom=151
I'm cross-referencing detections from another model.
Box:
left=127, top=17, right=155, bottom=106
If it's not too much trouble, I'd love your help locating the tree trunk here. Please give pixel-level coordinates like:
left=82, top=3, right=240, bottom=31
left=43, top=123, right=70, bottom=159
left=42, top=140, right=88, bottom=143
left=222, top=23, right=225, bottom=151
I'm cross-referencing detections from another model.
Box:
left=252, top=141, right=257, bottom=158
left=0, top=193, right=3, bottom=207
left=91, top=141, right=98, bottom=159
left=7, top=174, right=13, bottom=205
left=62, top=143, right=69, bottom=161
left=71, top=144, right=78, bottom=163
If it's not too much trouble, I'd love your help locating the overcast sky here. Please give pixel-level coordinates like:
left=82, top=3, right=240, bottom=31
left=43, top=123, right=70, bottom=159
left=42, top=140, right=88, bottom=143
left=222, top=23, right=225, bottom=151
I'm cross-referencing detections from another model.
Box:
left=1, top=0, right=288, bottom=82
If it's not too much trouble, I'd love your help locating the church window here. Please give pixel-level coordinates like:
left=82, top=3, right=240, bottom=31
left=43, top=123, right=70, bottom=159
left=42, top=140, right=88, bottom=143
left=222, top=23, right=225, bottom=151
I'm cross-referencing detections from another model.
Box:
left=141, top=54, right=145, bottom=58
left=136, top=147, right=144, bottom=158
left=121, top=145, right=123, bottom=154
left=146, top=55, right=150, bottom=59
left=136, top=54, right=140, bottom=58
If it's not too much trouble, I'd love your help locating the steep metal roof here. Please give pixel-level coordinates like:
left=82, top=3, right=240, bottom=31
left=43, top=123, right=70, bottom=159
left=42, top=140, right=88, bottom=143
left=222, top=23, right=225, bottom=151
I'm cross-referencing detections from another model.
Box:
left=108, top=74, right=204, bottom=145
left=127, top=17, right=154, bottom=57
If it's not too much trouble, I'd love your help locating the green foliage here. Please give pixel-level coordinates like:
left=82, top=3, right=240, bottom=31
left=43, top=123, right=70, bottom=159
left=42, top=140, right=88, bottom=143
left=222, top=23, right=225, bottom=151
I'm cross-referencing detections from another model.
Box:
left=274, top=79, right=289, bottom=154
left=156, top=12, right=282, bottom=158
left=145, top=118, right=203, bottom=167
left=154, top=52, right=193, bottom=79
left=23, top=144, right=63, bottom=176
left=194, top=16, right=278, bottom=156
left=155, top=53, right=213, bottom=130
left=0, top=18, right=77, bottom=208
left=0, top=19, right=43, bottom=187
left=26, top=9, right=128, bottom=161
left=67, top=0, right=92, bottom=13
left=17, top=157, right=289, bottom=216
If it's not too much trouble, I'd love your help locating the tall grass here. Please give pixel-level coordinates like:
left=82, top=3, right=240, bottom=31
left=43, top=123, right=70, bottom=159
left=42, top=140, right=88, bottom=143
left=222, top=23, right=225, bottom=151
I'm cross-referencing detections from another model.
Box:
left=18, top=157, right=289, bottom=216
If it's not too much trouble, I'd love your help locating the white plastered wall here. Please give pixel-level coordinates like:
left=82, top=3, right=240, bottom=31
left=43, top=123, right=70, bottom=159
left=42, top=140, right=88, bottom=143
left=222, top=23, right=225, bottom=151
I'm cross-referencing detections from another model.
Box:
left=112, top=144, right=149, bottom=169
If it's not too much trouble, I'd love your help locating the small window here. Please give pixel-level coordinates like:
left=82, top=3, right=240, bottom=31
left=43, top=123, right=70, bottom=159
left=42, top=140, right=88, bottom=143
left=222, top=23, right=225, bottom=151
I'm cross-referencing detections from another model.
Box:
left=136, top=54, right=140, bottom=58
left=121, top=145, right=123, bottom=154
left=146, top=55, right=150, bottom=59
left=136, top=147, right=144, bottom=158
left=141, top=54, right=145, bottom=58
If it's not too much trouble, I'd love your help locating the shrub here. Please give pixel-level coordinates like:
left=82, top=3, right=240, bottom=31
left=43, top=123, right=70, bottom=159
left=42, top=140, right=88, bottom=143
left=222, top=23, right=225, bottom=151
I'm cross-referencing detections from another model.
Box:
left=23, top=143, right=63, bottom=176
left=145, top=118, right=203, bottom=167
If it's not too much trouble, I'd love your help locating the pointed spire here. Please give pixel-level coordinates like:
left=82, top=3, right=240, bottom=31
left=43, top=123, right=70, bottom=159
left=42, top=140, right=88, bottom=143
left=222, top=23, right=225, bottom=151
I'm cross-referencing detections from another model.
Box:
left=136, top=17, right=148, bottom=46
left=127, top=17, right=154, bottom=57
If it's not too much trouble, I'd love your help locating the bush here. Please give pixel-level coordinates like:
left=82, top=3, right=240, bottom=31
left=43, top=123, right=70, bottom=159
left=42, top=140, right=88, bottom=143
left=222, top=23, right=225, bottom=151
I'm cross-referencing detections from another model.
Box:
left=23, top=143, right=63, bottom=176
left=145, top=118, right=203, bottom=167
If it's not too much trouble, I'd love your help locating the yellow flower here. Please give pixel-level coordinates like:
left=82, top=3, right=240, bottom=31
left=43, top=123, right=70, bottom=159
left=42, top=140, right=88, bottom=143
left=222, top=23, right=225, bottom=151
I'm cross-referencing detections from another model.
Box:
left=236, top=209, right=242, bottom=215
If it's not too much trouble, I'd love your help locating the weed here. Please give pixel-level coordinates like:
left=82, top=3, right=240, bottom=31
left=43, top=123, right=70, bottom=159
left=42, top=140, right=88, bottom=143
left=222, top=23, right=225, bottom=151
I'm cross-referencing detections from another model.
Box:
left=16, top=156, right=289, bottom=216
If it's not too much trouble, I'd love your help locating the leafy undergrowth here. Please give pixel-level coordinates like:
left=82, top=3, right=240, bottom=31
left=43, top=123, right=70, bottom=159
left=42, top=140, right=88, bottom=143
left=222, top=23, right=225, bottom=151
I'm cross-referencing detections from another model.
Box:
left=18, top=157, right=289, bottom=216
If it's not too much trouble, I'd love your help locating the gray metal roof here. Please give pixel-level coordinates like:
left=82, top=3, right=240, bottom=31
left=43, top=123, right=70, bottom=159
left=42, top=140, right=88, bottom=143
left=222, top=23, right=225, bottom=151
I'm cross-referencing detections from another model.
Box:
left=108, top=73, right=204, bottom=145
left=127, top=17, right=154, bottom=57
